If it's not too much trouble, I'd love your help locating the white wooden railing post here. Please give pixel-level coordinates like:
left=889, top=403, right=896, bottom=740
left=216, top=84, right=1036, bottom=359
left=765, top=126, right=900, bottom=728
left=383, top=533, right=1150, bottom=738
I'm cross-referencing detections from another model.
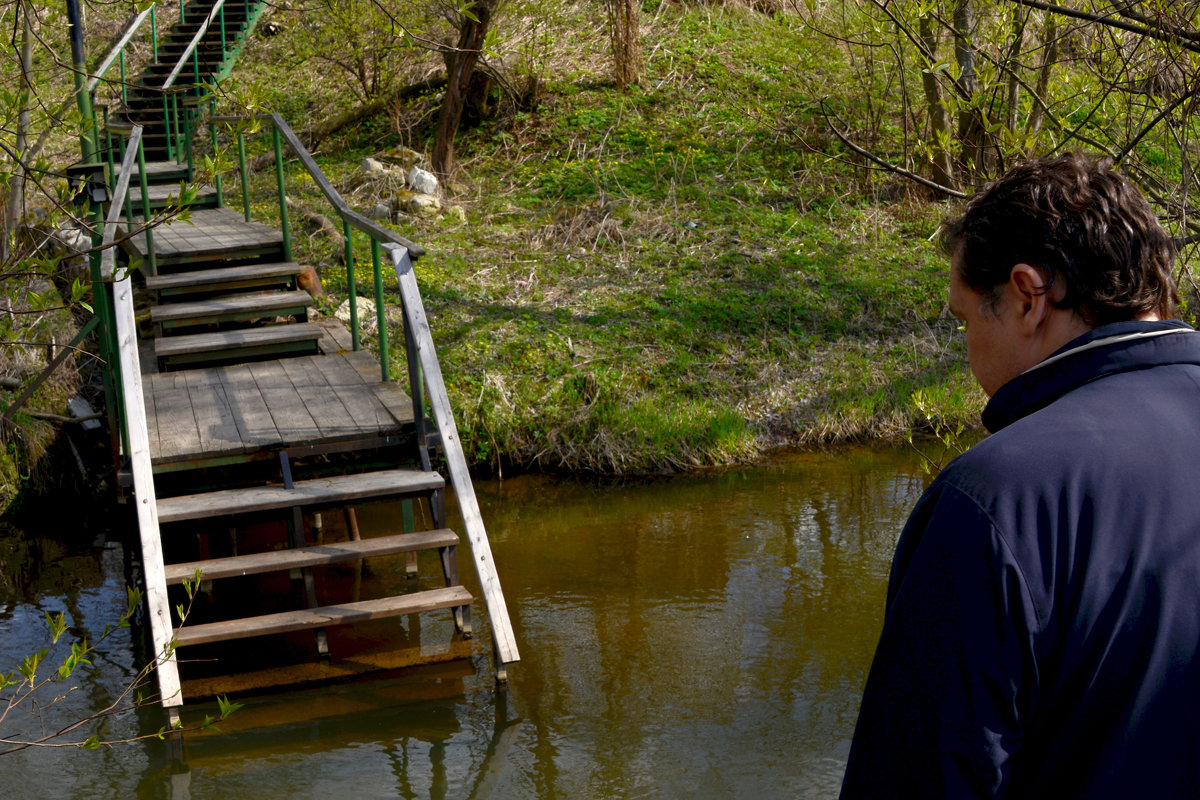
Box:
left=386, top=244, right=520, bottom=667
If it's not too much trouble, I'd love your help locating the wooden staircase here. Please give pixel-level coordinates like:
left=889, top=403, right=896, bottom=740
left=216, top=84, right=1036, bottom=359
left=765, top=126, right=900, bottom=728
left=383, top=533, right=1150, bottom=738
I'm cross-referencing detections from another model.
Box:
left=117, top=0, right=265, bottom=161
left=109, top=136, right=491, bottom=714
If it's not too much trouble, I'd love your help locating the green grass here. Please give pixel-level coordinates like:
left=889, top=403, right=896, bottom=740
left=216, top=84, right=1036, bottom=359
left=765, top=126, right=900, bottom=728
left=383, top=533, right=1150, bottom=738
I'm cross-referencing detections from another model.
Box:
left=218, top=2, right=988, bottom=475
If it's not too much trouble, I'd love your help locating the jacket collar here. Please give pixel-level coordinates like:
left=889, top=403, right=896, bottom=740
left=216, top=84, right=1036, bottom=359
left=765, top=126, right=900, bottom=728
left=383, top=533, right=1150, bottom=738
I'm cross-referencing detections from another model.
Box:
left=982, top=320, right=1200, bottom=432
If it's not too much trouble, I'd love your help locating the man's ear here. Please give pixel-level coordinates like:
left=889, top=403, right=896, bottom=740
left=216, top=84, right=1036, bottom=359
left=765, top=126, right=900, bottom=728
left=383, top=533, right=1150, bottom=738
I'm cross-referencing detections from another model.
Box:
left=1008, top=263, right=1052, bottom=329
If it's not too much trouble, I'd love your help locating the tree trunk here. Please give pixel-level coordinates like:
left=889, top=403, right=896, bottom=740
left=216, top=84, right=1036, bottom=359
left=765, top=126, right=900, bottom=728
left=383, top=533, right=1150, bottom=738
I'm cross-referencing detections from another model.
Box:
left=3, top=7, right=34, bottom=263
left=1004, top=6, right=1028, bottom=135
left=953, top=0, right=986, bottom=180
left=1026, top=11, right=1058, bottom=143
left=606, top=0, right=641, bottom=91
left=432, top=0, right=497, bottom=180
left=919, top=14, right=954, bottom=189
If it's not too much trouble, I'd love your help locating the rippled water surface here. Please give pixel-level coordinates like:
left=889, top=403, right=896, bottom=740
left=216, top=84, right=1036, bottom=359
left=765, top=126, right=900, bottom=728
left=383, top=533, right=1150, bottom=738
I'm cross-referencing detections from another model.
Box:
left=0, top=445, right=933, bottom=798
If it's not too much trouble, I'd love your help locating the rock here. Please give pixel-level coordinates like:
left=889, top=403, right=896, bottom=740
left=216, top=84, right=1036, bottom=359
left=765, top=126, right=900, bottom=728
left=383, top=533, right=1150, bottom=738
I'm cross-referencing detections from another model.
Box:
left=407, top=167, right=439, bottom=195
left=360, top=157, right=387, bottom=174
left=406, top=193, right=441, bottom=218
left=368, top=202, right=391, bottom=221
left=336, top=297, right=378, bottom=333
left=378, top=146, right=426, bottom=172
left=446, top=205, right=467, bottom=224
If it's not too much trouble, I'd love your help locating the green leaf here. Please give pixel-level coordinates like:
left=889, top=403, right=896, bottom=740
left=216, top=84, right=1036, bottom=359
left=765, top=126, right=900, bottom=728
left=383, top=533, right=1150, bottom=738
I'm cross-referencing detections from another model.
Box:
left=45, top=610, right=68, bottom=644
left=217, top=695, right=244, bottom=718
left=19, top=649, right=47, bottom=683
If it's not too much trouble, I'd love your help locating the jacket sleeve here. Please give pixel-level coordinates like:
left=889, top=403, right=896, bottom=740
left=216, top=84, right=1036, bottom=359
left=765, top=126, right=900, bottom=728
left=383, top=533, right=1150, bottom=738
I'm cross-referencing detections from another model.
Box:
left=839, top=481, right=1041, bottom=799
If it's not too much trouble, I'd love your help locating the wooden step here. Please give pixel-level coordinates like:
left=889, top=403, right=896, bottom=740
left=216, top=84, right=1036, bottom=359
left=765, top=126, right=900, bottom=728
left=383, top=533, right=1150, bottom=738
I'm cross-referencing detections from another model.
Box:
left=153, top=321, right=322, bottom=362
left=158, top=468, right=445, bottom=523
left=145, top=261, right=302, bottom=295
left=173, top=586, right=473, bottom=647
left=127, top=182, right=219, bottom=208
left=150, top=289, right=312, bottom=328
left=130, top=160, right=189, bottom=182
left=164, top=529, right=459, bottom=584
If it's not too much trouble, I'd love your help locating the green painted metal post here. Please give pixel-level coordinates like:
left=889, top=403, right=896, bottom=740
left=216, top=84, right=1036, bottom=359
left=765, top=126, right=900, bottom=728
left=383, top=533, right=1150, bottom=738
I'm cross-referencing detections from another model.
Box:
left=344, top=221, right=360, bottom=351
left=162, top=95, right=174, bottom=161
left=119, top=52, right=127, bottom=105
left=151, top=6, right=157, bottom=62
left=237, top=132, right=250, bottom=220
left=220, top=6, right=226, bottom=54
left=370, top=239, right=389, bottom=381
left=272, top=125, right=292, bottom=261
left=66, top=0, right=97, bottom=162
left=136, top=141, right=157, bottom=276
left=208, top=99, right=223, bottom=207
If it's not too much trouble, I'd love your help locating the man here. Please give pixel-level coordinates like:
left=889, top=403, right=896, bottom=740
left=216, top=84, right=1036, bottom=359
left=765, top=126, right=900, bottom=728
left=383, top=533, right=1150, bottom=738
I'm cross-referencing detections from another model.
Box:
left=840, top=153, right=1200, bottom=798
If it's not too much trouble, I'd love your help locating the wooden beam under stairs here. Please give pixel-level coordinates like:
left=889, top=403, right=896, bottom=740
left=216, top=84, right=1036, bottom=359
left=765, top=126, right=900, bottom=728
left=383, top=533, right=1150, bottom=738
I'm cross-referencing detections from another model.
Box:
left=174, top=587, right=473, bottom=647
left=164, top=528, right=459, bottom=583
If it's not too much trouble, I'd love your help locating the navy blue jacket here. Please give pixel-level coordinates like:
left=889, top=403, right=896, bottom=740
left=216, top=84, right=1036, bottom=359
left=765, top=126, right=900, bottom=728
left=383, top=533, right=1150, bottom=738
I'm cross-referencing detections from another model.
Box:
left=841, top=320, right=1200, bottom=798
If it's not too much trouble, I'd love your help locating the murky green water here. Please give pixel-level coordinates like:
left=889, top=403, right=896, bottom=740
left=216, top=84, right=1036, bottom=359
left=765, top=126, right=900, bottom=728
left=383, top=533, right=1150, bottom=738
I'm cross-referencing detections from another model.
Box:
left=0, top=445, right=932, bottom=798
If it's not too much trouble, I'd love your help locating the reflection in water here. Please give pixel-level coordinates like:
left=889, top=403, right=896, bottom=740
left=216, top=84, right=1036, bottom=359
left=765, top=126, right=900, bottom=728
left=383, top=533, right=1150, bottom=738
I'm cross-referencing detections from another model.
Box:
left=0, top=445, right=930, bottom=799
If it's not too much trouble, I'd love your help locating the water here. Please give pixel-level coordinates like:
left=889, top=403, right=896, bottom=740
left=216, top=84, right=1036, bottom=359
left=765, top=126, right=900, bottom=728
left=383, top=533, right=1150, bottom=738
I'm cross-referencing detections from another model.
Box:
left=0, top=445, right=933, bottom=799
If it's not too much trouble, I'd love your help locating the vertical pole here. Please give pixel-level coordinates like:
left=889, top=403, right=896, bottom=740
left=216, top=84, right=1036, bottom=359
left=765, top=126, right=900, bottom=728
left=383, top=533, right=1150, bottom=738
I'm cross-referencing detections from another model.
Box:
left=162, top=94, right=174, bottom=162
left=344, top=222, right=360, bottom=351
left=119, top=52, right=127, bottom=105
left=237, top=131, right=249, bottom=220
left=136, top=141, right=157, bottom=276
left=209, top=99, right=223, bottom=207
left=171, top=93, right=184, bottom=171
left=151, top=6, right=157, bottom=63
left=371, top=239, right=389, bottom=381
left=272, top=124, right=292, bottom=261
left=220, top=6, right=227, bottom=56
left=66, top=0, right=97, bottom=163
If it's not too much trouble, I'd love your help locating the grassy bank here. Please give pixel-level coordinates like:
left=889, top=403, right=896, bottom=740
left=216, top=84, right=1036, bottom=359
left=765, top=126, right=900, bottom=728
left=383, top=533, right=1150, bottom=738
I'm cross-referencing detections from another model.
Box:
left=225, top=2, right=987, bottom=475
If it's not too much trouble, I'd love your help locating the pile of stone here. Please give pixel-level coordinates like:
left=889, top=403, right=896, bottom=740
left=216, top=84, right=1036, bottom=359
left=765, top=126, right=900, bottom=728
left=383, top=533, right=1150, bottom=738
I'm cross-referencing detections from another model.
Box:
left=345, top=146, right=464, bottom=223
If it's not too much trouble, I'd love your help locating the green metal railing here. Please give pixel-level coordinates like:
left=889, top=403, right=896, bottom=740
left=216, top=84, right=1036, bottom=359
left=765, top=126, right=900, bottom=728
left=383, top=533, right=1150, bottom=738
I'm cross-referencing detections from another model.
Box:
left=86, top=5, right=158, bottom=109
left=161, top=0, right=228, bottom=162
left=209, top=113, right=425, bottom=375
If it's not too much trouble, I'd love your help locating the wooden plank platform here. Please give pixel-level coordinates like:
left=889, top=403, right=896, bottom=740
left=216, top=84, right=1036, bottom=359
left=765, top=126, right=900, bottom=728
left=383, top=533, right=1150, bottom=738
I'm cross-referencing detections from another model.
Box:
left=144, top=351, right=415, bottom=468
left=124, top=207, right=285, bottom=265
left=157, top=468, right=444, bottom=523
left=174, top=586, right=474, bottom=647
left=163, top=529, right=459, bottom=583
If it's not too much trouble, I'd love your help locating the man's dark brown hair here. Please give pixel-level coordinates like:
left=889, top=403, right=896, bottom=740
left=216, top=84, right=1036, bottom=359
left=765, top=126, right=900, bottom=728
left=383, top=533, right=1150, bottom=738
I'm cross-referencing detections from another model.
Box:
left=940, top=153, right=1179, bottom=325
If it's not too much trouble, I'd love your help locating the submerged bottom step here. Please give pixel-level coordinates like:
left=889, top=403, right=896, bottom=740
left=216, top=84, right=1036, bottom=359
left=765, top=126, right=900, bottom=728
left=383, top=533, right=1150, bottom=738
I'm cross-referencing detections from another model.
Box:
left=174, top=585, right=473, bottom=647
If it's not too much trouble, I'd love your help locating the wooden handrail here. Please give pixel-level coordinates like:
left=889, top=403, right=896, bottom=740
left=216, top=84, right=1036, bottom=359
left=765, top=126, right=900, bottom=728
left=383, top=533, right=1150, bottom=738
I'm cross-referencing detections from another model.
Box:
left=163, top=0, right=227, bottom=89
left=87, top=5, right=156, bottom=93
left=386, top=244, right=520, bottom=667
left=266, top=114, right=426, bottom=258
left=101, top=125, right=184, bottom=709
